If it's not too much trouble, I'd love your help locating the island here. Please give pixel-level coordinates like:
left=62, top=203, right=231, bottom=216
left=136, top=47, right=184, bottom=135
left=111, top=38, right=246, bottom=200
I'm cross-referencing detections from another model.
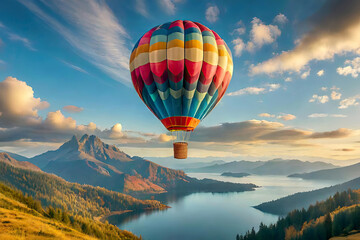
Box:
left=221, top=172, right=250, bottom=178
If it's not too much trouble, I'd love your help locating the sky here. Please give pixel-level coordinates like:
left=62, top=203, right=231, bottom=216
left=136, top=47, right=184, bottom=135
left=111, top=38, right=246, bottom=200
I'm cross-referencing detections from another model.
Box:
left=1, top=0, right=360, bottom=163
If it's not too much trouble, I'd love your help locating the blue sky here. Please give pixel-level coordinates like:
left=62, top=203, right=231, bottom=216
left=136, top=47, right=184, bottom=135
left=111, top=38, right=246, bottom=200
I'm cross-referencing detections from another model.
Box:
left=1, top=0, right=360, bottom=163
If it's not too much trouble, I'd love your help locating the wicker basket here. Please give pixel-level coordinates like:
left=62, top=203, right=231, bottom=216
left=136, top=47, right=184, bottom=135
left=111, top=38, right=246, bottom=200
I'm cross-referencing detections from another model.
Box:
left=173, top=142, right=188, bottom=159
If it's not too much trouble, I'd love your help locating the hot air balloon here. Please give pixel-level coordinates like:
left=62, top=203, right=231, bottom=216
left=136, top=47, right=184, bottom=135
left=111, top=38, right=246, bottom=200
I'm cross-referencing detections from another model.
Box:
left=129, top=20, right=233, bottom=159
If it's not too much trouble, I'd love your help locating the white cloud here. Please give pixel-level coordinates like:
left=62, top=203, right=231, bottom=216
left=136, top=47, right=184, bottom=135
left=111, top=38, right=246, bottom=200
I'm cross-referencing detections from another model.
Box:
left=0, top=77, right=49, bottom=127
left=285, top=77, right=292, bottom=82
left=232, top=20, right=246, bottom=35
left=8, top=33, right=36, bottom=51
left=337, top=57, right=360, bottom=78
left=250, top=0, right=360, bottom=76
left=19, top=0, right=132, bottom=84
left=158, top=0, right=176, bottom=15
left=227, top=87, right=265, bottom=96
left=301, top=69, right=310, bottom=79
left=228, top=83, right=281, bottom=96
left=259, top=113, right=296, bottom=121
left=266, top=83, right=281, bottom=91
left=258, top=113, right=275, bottom=118
left=308, top=113, right=328, bottom=118
left=158, top=134, right=176, bottom=142
left=191, top=120, right=352, bottom=143
left=205, top=5, right=220, bottom=23
left=331, top=91, right=341, bottom=100
left=332, top=114, right=347, bottom=118
left=247, top=17, right=281, bottom=51
left=109, top=123, right=123, bottom=138
left=61, top=60, right=88, bottom=74
left=317, top=70, right=324, bottom=76
left=44, top=110, right=77, bottom=130
left=321, top=87, right=327, bottom=91
left=308, top=113, right=347, bottom=118
left=135, top=0, right=149, bottom=17
left=63, top=105, right=83, bottom=113
left=273, top=13, right=288, bottom=25
left=277, top=114, right=296, bottom=121
left=232, top=38, right=245, bottom=57
left=309, top=94, right=329, bottom=104
left=331, top=86, right=340, bottom=91
left=339, top=95, right=360, bottom=109
left=0, top=22, right=35, bottom=51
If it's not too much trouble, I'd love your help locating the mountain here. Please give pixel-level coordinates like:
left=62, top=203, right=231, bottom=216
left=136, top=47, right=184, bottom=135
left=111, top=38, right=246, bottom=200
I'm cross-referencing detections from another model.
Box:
left=186, top=160, right=264, bottom=173
left=0, top=152, right=40, bottom=171
left=250, top=159, right=336, bottom=175
left=26, top=134, right=185, bottom=194
left=254, top=176, right=360, bottom=215
left=289, top=161, right=360, bottom=181
left=19, top=134, right=256, bottom=195
left=187, top=158, right=336, bottom=175
left=0, top=181, right=140, bottom=240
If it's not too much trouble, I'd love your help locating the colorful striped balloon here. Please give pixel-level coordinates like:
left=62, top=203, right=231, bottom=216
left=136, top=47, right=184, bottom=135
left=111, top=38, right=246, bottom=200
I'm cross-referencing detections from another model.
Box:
left=130, top=20, right=233, bottom=133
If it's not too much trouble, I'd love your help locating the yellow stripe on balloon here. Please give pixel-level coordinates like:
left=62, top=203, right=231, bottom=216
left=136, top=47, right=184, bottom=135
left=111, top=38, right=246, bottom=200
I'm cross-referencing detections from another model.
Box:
left=167, top=47, right=184, bottom=61
left=149, top=49, right=167, bottom=63
left=185, top=48, right=203, bottom=62
left=185, top=40, right=203, bottom=50
left=149, top=42, right=167, bottom=52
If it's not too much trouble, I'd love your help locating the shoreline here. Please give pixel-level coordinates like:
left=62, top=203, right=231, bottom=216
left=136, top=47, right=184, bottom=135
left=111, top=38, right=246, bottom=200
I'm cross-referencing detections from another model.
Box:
left=95, top=205, right=171, bottom=223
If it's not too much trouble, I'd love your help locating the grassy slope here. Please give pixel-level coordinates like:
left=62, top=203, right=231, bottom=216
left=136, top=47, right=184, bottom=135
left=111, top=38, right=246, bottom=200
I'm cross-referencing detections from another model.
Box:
left=331, top=232, right=360, bottom=240
left=0, top=182, right=139, bottom=240
left=0, top=191, right=95, bottom=240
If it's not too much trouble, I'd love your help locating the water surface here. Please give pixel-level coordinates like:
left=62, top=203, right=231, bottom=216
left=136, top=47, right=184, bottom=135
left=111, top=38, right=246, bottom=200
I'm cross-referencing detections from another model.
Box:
left=110, top=173, right=341, bottom=240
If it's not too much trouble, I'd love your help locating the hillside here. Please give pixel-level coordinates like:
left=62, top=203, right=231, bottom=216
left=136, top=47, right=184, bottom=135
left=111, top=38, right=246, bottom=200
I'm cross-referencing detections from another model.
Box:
left=0, top=152, right=40, bottom=172
left=237, top=189, right=360, bottom=240
left=0, top=161, right=166, bottom=218
left=15, top=134, right=256, bottom=195
left=0, top=181, right=139, bottom=240
left=187, top=158, right=336, bottom=175
left=289, top=162, right=360, bottom=181
left=254, top=177, right=360, bottom=215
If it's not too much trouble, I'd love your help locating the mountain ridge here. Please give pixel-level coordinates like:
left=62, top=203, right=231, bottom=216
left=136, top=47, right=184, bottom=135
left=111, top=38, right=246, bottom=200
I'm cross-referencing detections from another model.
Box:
left=289, top=161, right=360, bottom=181
left=13, top=134, right=256, bottom=195
left=186, top=158, right=337, bottom=175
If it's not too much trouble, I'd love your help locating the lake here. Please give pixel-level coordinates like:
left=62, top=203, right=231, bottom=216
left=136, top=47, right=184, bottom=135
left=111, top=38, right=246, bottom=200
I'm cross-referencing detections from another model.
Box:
left=109, top=173, right=341, bottom=240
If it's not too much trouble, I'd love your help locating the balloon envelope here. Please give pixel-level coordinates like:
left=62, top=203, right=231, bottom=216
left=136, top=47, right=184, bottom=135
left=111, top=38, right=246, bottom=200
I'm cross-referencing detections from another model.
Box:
left=130, top=20, right=233, bottom=132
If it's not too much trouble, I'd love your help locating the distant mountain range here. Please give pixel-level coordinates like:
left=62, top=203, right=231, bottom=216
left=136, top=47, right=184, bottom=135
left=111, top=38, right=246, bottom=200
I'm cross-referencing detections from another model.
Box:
left=3, top=134, right=256, bottom=195
left=254, top=176, right=360, bottom=215
left=289, top=162, right=360, bottom=181
left=186, top=158, right=337, bottom=175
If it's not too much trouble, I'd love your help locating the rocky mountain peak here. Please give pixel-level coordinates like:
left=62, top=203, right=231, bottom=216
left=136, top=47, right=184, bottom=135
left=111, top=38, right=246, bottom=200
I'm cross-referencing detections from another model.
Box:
left=58, top=135, right=80, bottom=151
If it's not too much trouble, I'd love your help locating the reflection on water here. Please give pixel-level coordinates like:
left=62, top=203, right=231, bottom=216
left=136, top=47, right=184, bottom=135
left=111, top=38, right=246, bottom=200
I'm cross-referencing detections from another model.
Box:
left=109, top=174, right=342, bottom=240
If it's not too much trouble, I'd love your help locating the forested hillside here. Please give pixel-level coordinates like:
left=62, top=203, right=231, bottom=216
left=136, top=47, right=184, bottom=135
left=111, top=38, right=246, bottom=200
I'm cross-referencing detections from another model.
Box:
left=0, top=182, right=139, bottom=239
left=237, top=189, right=360, bottom=240
left=0, top=161, right=166, bottom=218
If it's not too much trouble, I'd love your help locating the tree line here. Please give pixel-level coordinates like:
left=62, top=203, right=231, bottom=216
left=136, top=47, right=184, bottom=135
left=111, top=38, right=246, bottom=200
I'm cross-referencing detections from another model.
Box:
left=236, top=189, right=360, bottom=240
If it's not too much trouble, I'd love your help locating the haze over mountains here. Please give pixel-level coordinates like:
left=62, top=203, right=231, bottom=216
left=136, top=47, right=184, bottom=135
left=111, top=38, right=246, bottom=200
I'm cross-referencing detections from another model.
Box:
left=289, top=162, right=360, bottom=182
left=186, top=159, right=337, bottom=175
